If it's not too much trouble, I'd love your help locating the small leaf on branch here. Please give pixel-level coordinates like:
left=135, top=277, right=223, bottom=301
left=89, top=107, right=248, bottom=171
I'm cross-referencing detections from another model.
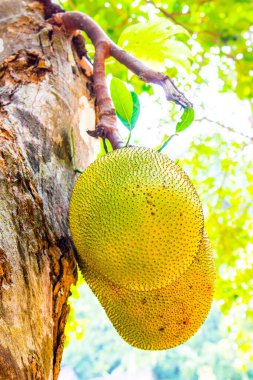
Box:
left=117, top=91, right=140, bottom=131
left=110, top=77, right=133, bottom=128
left=124, top=92, right=140, bottom=145
left=176, top=107, right=195, bottom=133
left=130, top=92, right=140, bottom=129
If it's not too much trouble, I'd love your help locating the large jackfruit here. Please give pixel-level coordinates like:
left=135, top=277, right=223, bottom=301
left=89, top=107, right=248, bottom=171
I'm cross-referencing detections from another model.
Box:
left=69, top=147, right=215, bottom=350
left=69, top=147, right=204, bottom=291
left=81, top=233, right=215, bottom=350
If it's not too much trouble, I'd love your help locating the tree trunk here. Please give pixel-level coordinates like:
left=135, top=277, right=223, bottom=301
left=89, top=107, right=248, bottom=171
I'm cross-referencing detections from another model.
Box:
left=0, top=1, right=96, bottom=378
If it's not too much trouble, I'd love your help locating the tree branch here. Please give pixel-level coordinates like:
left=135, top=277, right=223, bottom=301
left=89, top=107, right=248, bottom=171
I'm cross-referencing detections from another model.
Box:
left=87, top=40, right=125, bottom=150
left=46, top=10, right=192, bottom=149
left=145, top=0, right=191, bottom=28
left=55, top=12, right=192, bottom=107
left=195, top=117, right=253, bottom=142
left=109, top=43, right=192, bottom=106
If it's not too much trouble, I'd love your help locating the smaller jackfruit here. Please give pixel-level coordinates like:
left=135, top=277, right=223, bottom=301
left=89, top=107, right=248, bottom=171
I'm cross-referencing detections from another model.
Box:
left=69, top=147, right=204, bottom=291
left=81, top=233, right=215, bottom=350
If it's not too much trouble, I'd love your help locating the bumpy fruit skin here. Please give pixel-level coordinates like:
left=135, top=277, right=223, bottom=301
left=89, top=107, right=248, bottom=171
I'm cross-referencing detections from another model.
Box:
left=69, top=147, right=204, bottom=291
left=81, top=233, right=215, bottom=350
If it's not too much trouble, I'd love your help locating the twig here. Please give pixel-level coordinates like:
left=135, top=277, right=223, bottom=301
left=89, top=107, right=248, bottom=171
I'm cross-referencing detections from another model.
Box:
left=109, top=43, right=192, bottom=106
left=145, top=0, right=191, bottom=31
left=195, top=117, right=253, bottom=142
left=156, top=134, right=177, bottom=152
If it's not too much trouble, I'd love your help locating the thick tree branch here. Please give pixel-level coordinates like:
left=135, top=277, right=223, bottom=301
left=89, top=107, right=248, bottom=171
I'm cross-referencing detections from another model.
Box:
left=53, top=12, right=192, bottom=108
left=87, top=40, right=125, bottom=150
left=46, top=10, right=192, bottom=149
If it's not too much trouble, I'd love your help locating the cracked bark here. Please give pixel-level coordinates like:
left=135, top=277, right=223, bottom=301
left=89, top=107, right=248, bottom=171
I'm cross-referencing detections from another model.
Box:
left=0, top=0, right=96, bottom=379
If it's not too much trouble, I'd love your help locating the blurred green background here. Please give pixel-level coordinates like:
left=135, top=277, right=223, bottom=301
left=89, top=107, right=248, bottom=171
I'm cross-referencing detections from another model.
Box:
left=58, top=0, right=253, bottom=379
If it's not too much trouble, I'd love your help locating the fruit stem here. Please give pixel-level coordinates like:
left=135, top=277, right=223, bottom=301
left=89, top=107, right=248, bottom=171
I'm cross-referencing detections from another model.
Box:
left=157, top=134, right=177, bottom=152
left=126, top=130, right=132, bottom=146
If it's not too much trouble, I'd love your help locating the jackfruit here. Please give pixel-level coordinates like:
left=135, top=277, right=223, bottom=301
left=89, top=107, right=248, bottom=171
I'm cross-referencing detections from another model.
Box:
left=81, top=232, right=215, bottom=350
left=69, top=147, right=204, bottom=291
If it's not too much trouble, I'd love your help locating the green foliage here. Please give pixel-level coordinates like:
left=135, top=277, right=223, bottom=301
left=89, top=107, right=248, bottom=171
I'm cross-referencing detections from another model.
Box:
left=64, top=271, right=86, bottom=346
left=156, top=107, right=194, bottom=152
left=110, top=77, right=133, bottom=127
left=110, top=78, right=140, bottom=131
left=176, top=107, right=195, bottom=133
left=97, top=138, right=113, bottom=158
left=129, top=91, right=140, bottom=130
left=110, top=78, right=140, bottom=144
left=118, top=18, right=192, bottom=73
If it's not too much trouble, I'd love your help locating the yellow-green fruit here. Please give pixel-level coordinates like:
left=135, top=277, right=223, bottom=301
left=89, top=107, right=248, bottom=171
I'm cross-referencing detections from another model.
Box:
left=82, top=233, right=215, bottom=350
left=69, top=147, right=204, bottom=291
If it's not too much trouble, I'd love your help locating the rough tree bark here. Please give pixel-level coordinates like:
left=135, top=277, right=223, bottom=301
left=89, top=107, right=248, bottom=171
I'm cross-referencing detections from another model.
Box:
left=0, top=0, right=96, bottom=378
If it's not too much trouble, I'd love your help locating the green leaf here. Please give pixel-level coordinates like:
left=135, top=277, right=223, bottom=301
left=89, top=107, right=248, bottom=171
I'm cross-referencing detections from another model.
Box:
left=115, top=91, right=140, bottom=131
left=118, top=92, right=140, bottom=145
left=118, top=18, right=192, bottom=74
left=118, top=18, right=190, bottom=48
left=176, top=107, right=195, bottom=133
left=110, top=77, right=133, bottom=128
left=117, top=113, right=131, bottom=130
left=130, top=92, right=140, bottom=128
